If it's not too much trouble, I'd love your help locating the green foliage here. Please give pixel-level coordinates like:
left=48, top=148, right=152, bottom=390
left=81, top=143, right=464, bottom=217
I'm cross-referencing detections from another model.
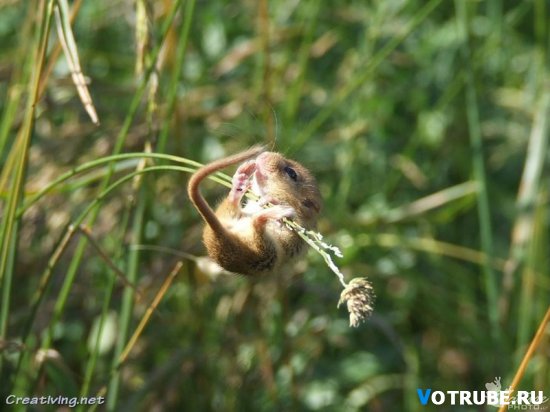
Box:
left=0, top=0, right=548, bottom=411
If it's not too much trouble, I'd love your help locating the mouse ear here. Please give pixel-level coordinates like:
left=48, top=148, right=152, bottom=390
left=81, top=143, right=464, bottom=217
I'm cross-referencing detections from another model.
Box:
left=302, top=198, right=321, bottom=213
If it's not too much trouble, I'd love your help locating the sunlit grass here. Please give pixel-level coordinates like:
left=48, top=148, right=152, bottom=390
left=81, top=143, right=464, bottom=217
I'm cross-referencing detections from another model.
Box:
left=0, top=0, right=548, bottom=410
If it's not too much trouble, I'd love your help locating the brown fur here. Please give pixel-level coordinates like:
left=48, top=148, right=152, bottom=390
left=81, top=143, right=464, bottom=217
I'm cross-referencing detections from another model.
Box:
left=188, top=147, right=322, bottom=277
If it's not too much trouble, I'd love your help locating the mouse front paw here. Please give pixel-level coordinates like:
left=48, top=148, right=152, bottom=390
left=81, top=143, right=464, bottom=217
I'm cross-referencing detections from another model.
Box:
left=229, top=160, right=257, bottom=205
left=253, top=205, right=296, bottom=228
left=258, top=195, right=279, bottom=207
left=235, top=159, right=257, bottom=178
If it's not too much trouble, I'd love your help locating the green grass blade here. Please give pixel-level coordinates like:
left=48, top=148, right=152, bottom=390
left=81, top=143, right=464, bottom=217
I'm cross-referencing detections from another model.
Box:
left=0, top=0, right=55, bottom=376
left=106, top=185, right=146, bottom=411
left=292, top=0, right=443, bottom=151
left=22, top=1, right=183, bottom=395
left=157, top=0, right=196, bottom=154
left=454, top=0, right=500, bottom=343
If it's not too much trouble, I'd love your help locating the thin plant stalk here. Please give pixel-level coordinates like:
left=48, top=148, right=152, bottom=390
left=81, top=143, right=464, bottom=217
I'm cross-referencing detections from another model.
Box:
left=501, top=91, right=550, bottom=320
left=157, top=0, right=196, bottom=154
left=88, top=262, right=183, bottom=412
left=292, top=0, right=443, bottom=150
left=0, top=0, right=55, bottom=376
left=19, top=152, right=203, bottom=215
left=23, top=1, right=183, bottom=396
left=54, top=0, right=99, bottom=124
left=106, top=11, right=156, bottom=405
left=10, top=165, right=191, bottom=393
left=37, top=0, right=83, bottom=99
left=497, top=305, right=550, bottom=412
left=0, top=1, right=34, bottom=168
left=78, top=225, right=143, bottom=299
left=78, top=188, right=133, bottom=410
left=117, top=262, right=183, bottom=367
left=516, top=190, right=546, bottom=359
left=283, top=0, right=319, bottom=126
left=257, top=0, right=274, bottom=145
left=106, top=186, right=146, bottom=411
left=76, top=264, right=115, bottom=412
left=455, top=0, right=500, bottom=343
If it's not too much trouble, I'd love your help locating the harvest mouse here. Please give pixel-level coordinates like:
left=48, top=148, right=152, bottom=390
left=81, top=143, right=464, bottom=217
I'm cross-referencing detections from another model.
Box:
left=187, top=146, right=322, bottom=277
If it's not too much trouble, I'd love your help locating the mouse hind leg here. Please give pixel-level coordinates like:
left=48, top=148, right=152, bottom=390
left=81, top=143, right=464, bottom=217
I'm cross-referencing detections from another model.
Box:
left=203, top=225, right=278, bottom=276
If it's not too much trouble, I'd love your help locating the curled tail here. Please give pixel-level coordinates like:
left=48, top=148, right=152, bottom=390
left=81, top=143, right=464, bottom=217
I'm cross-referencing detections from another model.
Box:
left=187, top=146, right=265, bottom=233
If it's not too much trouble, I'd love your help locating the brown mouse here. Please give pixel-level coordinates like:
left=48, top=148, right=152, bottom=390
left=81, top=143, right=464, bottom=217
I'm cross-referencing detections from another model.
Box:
left=187, top=146, right=322, bottom=277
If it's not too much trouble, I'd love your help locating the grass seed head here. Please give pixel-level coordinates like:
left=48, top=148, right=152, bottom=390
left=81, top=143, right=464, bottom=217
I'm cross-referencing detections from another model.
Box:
left=338, top=277, right=375, bottom=327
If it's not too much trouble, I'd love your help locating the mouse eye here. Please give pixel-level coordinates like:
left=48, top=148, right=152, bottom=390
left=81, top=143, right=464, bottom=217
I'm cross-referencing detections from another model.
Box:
left=284, top=166, right=298, bottom=181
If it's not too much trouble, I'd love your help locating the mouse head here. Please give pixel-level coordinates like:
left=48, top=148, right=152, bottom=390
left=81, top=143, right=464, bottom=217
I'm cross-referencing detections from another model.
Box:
left=253, top=152, right=322, bottom=225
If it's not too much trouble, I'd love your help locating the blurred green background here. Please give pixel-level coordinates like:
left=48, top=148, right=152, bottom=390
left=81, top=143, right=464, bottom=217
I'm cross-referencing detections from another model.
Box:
left=0, top=0, right=548, bottom=411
